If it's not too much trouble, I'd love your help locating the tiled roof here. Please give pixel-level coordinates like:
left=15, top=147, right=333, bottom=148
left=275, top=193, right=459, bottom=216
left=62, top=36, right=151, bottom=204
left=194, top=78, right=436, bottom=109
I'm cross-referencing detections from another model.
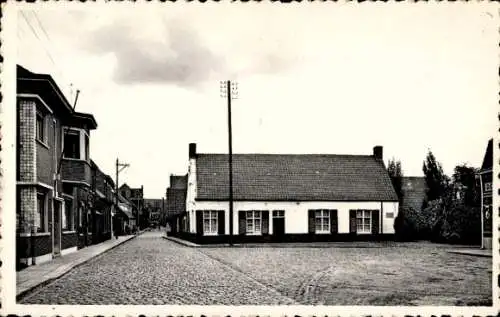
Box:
left=196, top=153, right=398, bottom=201
left=167, top=188, right=187, bottom=215
left=401, top=177, right=427, bottom=211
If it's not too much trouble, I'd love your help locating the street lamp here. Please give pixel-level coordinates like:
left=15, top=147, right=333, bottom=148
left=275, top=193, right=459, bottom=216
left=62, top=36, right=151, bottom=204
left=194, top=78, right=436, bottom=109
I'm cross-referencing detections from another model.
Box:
left=220, top=80, right=238, bottom=246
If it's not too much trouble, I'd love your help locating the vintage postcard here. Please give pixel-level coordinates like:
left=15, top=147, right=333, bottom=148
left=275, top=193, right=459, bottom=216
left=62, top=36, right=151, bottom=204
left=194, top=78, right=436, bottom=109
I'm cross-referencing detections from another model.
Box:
left=0, top=2, right=498, bottom=316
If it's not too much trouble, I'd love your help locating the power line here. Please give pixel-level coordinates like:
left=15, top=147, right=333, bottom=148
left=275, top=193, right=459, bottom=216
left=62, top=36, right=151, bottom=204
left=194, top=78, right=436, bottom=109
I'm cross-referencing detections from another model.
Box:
left=19, top=10, right=75, bottom=102
left=30, top=11, right=52, bottom=43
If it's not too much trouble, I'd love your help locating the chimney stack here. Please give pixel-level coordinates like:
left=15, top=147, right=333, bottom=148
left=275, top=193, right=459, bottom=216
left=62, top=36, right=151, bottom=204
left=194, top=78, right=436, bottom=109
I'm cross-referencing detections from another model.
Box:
left=189, top=143, right=197, bottom=159
left=373, top=146, right=383, bottom=160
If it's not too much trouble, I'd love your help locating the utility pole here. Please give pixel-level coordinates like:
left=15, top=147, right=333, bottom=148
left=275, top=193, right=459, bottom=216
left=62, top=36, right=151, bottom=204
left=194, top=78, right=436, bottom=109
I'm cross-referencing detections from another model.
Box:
left=115, top=158, right=130, bottom=239
left=220, top=80, right=238, bottom=246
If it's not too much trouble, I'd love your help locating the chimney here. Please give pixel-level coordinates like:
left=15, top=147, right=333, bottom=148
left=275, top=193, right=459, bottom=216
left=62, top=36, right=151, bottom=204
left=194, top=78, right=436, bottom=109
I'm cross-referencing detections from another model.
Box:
left=373, top=146, right=383, bottom=160
left=189, top=143, right=197, bottom=159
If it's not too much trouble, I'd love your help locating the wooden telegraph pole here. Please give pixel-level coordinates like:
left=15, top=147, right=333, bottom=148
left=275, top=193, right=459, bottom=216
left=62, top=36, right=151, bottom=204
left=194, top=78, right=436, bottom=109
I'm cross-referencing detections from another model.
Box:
left=221, top=80, right=238, bottom=246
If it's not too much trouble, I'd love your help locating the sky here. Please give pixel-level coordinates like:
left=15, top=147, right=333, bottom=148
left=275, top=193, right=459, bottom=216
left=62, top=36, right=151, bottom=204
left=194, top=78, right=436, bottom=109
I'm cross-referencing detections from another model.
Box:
left=14, top=4, right=498, bottom=198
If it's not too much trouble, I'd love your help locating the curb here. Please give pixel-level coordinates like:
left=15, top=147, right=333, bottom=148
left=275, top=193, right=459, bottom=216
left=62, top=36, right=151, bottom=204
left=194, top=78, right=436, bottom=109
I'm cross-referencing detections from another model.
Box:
left=17, top=234, right=138, bottom=301
left=162, top=235, right=201, bottom=247
left=447, top=250, right=492, bottom=258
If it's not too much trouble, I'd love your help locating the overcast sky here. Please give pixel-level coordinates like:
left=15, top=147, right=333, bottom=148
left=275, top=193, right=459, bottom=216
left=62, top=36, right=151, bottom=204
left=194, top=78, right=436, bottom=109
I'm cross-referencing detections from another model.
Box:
left=15, top=4, right=497, bottom=198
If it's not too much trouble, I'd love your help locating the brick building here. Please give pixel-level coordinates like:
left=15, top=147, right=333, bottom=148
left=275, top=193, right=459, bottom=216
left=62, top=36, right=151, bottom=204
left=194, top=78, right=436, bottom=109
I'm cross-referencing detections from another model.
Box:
left=119, top=184, right=144, bottom=228
left=16, top=65, right=115, bottom=268
left=166, top=174, right=188, bottom=233
left=144, top=198, right=165, bottom=226
left=400, top=177, right=427, bottom=212
left=478, top=139, right=493, bottom=249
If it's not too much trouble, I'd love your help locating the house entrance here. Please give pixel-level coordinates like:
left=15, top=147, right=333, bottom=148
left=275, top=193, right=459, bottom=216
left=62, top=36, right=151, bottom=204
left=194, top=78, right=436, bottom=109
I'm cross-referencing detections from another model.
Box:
left=272, top=210, right=285, bottom=241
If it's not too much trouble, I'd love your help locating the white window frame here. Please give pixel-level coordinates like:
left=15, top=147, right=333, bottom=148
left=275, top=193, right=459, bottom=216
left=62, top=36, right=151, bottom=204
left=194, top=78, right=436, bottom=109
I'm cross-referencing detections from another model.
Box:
left=246, top=210, right=262, bottom=235
left=314, top=210, right=330, bottom=234
left=203, top=210, right=218, bottom=236
left=356, top=210, right=372, bottom=234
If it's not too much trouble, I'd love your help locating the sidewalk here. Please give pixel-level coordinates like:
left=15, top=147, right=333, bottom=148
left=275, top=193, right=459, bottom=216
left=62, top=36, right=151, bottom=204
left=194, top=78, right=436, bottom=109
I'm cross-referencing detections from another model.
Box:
left=17, top=234, right=136, bottom=299
left=447, top=248, right=492, bottom=258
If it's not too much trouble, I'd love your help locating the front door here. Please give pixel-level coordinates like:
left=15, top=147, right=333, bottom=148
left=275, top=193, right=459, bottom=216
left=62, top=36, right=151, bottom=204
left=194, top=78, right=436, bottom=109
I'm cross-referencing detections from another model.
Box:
left=53, top=200, right=62, bottom=257
left=272, top=210, right=285, bottom=241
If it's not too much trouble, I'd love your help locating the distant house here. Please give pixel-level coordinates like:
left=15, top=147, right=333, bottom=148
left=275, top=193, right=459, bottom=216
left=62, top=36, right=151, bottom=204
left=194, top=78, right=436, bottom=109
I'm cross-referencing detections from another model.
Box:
left=119, top=184, right=145, bottom=228
left=174, top=143, right=399, bottom=244
left=478, top=139, right=492, bottom=249
left=115, top=194, right=136, bottom=234
left=144, top=198, right=165, bottom=226
left=400, top=177, right=427, bottom=212
left=166, top=174, right=188, bottom=233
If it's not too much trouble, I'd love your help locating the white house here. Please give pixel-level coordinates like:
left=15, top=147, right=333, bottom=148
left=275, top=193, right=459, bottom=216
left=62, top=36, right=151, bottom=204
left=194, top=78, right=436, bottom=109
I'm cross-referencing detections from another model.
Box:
left=181, top=143, right=399, bottom=244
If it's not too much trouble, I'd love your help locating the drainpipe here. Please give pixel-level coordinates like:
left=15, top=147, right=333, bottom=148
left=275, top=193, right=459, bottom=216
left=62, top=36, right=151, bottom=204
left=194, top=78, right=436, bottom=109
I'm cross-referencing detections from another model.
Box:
left=30, top=226, right=36, bottom=265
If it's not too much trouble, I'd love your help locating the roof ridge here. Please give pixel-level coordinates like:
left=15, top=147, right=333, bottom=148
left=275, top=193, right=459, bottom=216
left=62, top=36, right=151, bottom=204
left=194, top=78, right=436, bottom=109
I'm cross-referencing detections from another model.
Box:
left=197, top=153, right=375, bottom=157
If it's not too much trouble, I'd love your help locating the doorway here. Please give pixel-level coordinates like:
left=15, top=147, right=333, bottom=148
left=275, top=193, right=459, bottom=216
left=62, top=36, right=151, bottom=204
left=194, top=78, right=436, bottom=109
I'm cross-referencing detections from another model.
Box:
left=53, top=199, right=62, bottom=257
left=272, top=210, right=285, bottom=241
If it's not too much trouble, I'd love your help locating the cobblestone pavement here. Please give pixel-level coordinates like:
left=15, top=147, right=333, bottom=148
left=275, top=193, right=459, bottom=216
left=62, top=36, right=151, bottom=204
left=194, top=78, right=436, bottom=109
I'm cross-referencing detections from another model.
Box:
left=19, top=234, right=492, bottom=306
left=201, top=242, right=492, bottom=306
left=19, top=231, right=295, bottom=305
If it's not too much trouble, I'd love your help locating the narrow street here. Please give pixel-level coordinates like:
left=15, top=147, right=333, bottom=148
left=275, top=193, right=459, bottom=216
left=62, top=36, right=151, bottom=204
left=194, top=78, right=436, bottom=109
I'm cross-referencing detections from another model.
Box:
left=18, top=231, right=295, bottom=305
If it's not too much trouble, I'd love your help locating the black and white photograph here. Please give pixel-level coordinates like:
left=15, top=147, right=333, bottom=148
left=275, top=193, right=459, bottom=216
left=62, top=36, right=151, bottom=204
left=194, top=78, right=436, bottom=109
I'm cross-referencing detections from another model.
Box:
left=1, top=2, right=498, bottom=316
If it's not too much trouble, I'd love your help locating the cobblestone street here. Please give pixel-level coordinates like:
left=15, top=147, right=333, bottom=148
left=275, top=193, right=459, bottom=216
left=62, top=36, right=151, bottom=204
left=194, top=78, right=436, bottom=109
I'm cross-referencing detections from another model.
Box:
left=19, top=231, right=295, bottom=305
left=19, top=231, right=492, bottom=306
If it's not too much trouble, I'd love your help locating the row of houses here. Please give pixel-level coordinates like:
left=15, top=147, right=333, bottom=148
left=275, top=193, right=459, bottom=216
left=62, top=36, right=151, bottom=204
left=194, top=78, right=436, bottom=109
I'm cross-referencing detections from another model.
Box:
left=15, top=65, right=138, bottom=269
left=166, top=140, right=493, bottom=246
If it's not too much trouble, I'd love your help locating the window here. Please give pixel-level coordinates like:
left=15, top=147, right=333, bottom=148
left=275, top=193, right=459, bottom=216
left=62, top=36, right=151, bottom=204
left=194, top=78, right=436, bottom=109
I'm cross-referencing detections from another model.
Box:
left=64, top=130, right=80, bottom=159
left=63, top=200, right=72, bottom=230
left=203, top=210, right=218, bottom=235
left=36, top=112, right=45, bottom=142
left=246, top=211, right=262, bottom=235
left=36, top=193, right=46, bottom=232
left=87, top=209, right=92, bottom=232
left=485, top=182, right=492, bottom=192
left=273, top=210, right=285, bottom=218
left=315, top=210, right=330, bottom=233
left=78, top=205, right=83, bottom=227
left=356, top=210, right=372, bottom=234
left=85, top=134, right=89, bottom=160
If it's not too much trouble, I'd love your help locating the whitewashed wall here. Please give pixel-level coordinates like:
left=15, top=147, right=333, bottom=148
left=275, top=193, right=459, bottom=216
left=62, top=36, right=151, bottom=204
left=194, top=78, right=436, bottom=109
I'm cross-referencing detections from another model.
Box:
left=193, top=200, right=399, bottom=235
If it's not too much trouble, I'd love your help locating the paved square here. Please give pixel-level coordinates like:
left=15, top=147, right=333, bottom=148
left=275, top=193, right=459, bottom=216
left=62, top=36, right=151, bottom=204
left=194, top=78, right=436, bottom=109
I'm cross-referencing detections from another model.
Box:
left=19, top=232, right=492, bottom=305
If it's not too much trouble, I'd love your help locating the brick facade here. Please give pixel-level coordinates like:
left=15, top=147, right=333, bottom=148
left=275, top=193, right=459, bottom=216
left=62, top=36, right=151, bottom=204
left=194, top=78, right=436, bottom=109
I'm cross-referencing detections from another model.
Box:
left=18, top=99, right=36, bottom=182
left=16, top=65, right=116, bottom=269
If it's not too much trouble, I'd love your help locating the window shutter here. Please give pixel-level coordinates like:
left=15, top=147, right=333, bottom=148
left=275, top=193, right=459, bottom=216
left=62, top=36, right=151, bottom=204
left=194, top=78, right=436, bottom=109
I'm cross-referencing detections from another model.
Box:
left=371, top=210, right=380, bottom=235
left=308, top=210, right=315, bottom=234
left=262, top=210, right=269, bottom=235
left=238, top=210, right=246, bottom=235
left=218, top=210, right=225, bottom=235
left=349, top=210, right=357, bottom=234
left=330, top=210, right=338, bottom=234
left=196, top=210, right=203, bottom=236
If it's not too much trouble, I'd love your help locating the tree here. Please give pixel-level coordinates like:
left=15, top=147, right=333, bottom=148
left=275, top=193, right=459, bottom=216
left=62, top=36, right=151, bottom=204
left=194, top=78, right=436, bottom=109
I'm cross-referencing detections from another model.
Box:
left=387, top=158, right=404, bottom=200
left=422, top=150, right=450, bottom=203
left=452, top=164, right=480, bottom=207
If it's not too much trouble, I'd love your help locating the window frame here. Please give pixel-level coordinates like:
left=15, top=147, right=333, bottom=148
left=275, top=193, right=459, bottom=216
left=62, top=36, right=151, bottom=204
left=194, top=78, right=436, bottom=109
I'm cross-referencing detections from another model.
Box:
left=63, top=129, right=82, bottom=159
left=36, top=111, right=46, bottom=144
left=36, top=192, right=47, bottom=233
left=63, top=199, right=73, bottom=231
left=246, top=210, right=262, bottom=235
left=272, top=210, right=285, bottom=218
left=314, top=209, right=330, bottom=234
left=356, top=210, right=372, bottom=234
left=202, top=210, right=218, bottom=236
